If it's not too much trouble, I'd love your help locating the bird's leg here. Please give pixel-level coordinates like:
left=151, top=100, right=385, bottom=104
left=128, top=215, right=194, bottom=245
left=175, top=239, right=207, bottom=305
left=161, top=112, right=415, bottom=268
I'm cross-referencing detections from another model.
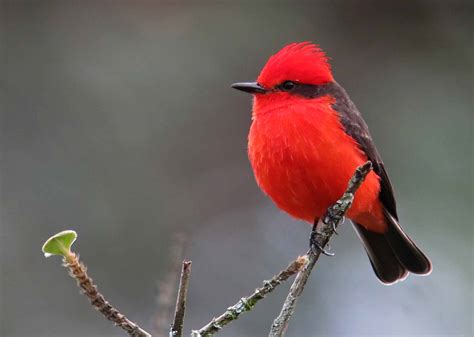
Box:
left=309, top=220, right=335, bottom=256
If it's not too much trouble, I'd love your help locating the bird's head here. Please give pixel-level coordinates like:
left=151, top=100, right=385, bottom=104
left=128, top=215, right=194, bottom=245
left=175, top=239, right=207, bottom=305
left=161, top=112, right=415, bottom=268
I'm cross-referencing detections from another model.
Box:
left=232, top=42, right=334, bottom=105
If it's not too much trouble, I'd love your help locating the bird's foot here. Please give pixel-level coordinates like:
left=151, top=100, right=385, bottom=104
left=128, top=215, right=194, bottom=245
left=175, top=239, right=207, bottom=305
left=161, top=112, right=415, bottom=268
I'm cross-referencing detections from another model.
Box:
left=322, top=215, right=342, bottom=235
left=310, top=240, right=335, bottom=256
left=309, top=224, right=335, bottom=256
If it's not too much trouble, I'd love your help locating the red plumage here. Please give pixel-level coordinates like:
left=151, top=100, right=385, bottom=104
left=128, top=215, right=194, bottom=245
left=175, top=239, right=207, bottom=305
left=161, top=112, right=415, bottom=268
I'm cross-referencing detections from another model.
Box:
left=233, top=42, right=432, bottom=284
left=249, top=94, right=386, bottom=233
left=257, top=42, right=333, bottom=87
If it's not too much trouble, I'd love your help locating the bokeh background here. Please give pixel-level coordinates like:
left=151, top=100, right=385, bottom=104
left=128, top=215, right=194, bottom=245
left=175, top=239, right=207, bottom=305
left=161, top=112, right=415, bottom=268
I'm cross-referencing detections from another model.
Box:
left=1, top=1, right=472, bottom=336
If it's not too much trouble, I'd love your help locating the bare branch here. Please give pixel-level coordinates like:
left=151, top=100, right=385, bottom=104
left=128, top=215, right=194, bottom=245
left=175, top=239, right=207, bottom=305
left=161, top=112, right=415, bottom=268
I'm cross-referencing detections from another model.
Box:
left=64, top=253, right=152, bottom=337
left=154, top=232, right=187, bottom=337
left=191, top=255, right=308, bottom=337
left=170, top=260, right=192, bottom=337
left=268, top=161, right=373, bottom=337
left=46, top=162, right=371, bottom=337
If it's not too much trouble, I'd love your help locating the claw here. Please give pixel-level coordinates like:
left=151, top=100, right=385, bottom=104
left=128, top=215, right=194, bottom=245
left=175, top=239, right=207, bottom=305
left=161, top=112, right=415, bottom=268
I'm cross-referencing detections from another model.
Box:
left=331, top=221, right=338, bottom=235
left=311, top=241, right=335, bottom=256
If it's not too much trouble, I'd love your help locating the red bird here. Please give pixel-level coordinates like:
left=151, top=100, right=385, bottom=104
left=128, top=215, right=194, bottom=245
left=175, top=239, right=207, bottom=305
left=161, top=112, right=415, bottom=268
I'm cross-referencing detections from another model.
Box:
left=232, top=42, right=431, bottom=284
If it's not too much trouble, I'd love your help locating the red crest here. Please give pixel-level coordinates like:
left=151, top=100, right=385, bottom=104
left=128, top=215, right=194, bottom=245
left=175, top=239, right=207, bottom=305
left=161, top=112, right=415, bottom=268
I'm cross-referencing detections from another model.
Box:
left=257, top=42, right=333, bottom=88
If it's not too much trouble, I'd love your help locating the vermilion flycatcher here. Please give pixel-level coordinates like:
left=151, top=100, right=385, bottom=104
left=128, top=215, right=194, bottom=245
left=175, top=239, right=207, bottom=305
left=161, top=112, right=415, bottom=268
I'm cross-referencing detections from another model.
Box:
left=232, top=42, right=431, bottom=284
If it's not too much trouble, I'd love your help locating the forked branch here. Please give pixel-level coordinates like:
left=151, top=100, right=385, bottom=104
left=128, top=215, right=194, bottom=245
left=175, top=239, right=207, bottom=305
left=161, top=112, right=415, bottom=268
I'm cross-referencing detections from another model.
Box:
left=191, top=256, right=308, bottom=337
left=43, top=162, right=372, bottom=337
left=268, top=161, right=373, bottom=337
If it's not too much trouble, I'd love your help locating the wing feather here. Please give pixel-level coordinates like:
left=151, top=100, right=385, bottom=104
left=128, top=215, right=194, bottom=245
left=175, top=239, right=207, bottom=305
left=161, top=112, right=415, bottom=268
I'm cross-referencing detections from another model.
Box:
left=329, top=81, right=398, bottom=219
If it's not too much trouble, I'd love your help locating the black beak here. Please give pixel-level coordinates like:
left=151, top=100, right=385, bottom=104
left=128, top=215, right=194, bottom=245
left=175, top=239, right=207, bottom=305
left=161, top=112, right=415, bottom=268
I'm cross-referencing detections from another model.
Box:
left=231, top=82, right=267, bottom=94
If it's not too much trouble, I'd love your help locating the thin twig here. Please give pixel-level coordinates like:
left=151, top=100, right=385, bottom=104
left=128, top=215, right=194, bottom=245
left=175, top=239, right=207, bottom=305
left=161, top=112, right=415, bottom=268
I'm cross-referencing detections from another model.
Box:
left=170, top=260, right=192, bottom=337
left=268, top=161, right=373, bottom=337
left=191, top=255, right=308, bottom=337
left=64, top=252, right=152, bottom=337
left=154, top=232, right=187, bottom=337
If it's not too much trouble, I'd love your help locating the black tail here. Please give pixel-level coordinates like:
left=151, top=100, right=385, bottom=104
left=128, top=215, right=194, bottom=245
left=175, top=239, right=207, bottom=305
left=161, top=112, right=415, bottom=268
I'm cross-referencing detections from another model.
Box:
left=353, top=210, right=432, bottom=285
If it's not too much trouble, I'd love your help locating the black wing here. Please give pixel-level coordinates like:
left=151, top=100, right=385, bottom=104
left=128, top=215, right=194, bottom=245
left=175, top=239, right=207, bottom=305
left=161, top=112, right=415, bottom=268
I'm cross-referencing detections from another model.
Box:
left=329, top=82, right=432, bottom=280
left=291, top=81, right=432, bottom=283
left=329, top=81, right=398, bottom=219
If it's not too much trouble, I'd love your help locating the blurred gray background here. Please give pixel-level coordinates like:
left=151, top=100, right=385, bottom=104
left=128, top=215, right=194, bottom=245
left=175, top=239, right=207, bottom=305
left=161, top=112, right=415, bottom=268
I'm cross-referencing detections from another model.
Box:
left=1, top=1, right=472, bottom=336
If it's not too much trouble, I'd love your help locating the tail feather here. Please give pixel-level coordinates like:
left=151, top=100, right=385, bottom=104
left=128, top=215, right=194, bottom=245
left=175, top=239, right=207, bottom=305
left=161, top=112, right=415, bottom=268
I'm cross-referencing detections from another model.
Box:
left=383, top=209, right=432, bottom=275
left=353, top=223, right=408, bottom=284
left=353, top=211, right=432, bottom=284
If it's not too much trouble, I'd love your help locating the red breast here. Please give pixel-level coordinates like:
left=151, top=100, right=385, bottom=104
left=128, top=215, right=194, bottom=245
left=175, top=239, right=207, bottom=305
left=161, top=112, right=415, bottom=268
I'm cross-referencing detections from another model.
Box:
left=249, top=94, right=386, bottom=233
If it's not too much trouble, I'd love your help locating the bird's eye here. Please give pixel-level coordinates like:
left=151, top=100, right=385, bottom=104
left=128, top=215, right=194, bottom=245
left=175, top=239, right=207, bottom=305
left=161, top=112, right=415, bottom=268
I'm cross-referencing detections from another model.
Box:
left=281, top=81, right=296, bottom=91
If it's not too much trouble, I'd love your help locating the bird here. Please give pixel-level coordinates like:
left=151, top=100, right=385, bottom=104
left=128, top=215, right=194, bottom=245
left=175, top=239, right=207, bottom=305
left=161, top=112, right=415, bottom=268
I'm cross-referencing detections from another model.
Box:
left=232, top=42, right=432, bottom=284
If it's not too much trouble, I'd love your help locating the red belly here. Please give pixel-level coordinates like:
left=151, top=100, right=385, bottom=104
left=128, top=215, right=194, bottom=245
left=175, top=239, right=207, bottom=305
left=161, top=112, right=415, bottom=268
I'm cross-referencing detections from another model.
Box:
left=248, top=98, right=386, bottom=233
